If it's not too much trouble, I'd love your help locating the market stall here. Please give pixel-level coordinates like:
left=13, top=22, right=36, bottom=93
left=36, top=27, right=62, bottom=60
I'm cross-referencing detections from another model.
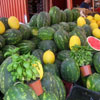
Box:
left=0, top=0, right=100, bottom=100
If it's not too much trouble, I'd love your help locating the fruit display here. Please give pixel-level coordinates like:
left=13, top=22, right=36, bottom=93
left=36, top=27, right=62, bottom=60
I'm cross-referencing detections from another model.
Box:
left=1, top=6, right=100, bottom=100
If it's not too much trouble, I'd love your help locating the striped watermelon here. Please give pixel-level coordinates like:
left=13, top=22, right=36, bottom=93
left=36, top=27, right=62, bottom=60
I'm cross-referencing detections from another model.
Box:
left=38, top=27, right=55, bottom=40
left=37, top=12, right=51, bottom=28
left=17, top=40, right=36, bottom=54
left=41, top=72, right=66, bottom=100
left=93, top=52, right=100, bottom=73
left=61, top=57, right=80, bottom=82
left=49, top=6, right=61, bottom=25
left=87, top=73, right=100, bottom=92
left=0, top=57, right=15, bottom=94
left=4, top=83, right=39, bottom=100
left=54, top=29, right=69, bottom=50
left=39, top=92, right=59, bottom=100
left=3, top=29, right=22, bottom=45
left=44, top=64, right=59, bottom=76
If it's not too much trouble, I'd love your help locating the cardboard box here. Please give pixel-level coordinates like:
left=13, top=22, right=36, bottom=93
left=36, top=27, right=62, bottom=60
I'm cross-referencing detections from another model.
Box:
left=74, top=7, right=93, bottom=17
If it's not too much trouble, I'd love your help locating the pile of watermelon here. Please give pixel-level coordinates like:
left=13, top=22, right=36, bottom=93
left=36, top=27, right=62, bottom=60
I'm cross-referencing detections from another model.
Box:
left=0, top=6, right=100, bottom=100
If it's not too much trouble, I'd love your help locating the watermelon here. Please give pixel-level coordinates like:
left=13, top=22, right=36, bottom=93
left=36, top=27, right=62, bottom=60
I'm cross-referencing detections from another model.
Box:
left=59, top=22, right=70, bottom=32
left=38, top=27, right=55, bottom=40
left=87, top=36, right=100, bottom=51
left=54, top=29, right=69, bottom=50
left=85, top=19, right=90, bottom=25
left=72, top=9, right=80, bottom=21
left=70, top=26, right=87, bottom=45
left=29, top=14, right=38, bottom=27
left=37, top=12, right=51, bottom=28
left=54, top=59, right=62, bottom=75
left=39, top=92, right=58, bottom=100
left=4, top=83, right=39, bottom=100
left=0, top=57, right=15, bottom=94
left=0, top=35, right=5, bottom=49
left=93, top=52, right=100, bottom=73
left=61, top=57, right=80, bottom=82
left=3, top=29, right=22, bottom=45
left=82, top=24, right=92, bottom=37
left=38, top=40, right=57, bottom=53
left=49, top=6, right=61, bottom=25
left=32, top=49, right=44, bottom=63
left=51, top=24, right=63, bottom=31
left=60, top=10, right=66, bottom=22
left=86, top=73, right=100, bottom=92
left=31, top=36, right=41, bottom=48
left=0, top=51, right=4, bottom=64
left=17, top=40, right=36, bottom=54
left=44, top=64, right=59, bottom=76
left=64, top=9, right=73, bottom=22
left=68, top=22, right=77, bottom=32
left=54, top=75, right=66, bottom=100
left=19, top=24, right=31, bottom=39
left=41, top=72, right=59, bottom=97
left=0, top=17, right=10, bottom=30
left=57, top=50, right=70, bottom=61
left=41, top=72, right=66, bottom=100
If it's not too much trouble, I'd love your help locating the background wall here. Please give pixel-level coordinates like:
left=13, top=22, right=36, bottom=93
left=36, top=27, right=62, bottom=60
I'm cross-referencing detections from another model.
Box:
left=52, top=0, right=67, bottom=10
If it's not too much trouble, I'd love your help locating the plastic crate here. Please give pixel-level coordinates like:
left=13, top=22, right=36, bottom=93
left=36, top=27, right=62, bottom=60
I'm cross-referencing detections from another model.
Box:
left=0, top=91, right=3, bottom=100
left=67, top=85, right=100, bottom=100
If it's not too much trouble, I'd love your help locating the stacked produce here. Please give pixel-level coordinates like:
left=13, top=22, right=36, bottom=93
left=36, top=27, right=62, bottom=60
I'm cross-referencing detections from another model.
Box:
left=0, top=6, right=100, bottom=100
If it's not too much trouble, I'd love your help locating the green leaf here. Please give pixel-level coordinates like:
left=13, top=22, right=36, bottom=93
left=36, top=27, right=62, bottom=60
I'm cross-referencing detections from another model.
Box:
left=7, top=64, right=13, bottom=72
left=32, top=68, right=39, bottom=76
left=26, top=69, right=32, bottom=78
left=32, top=75, right=36, bottom=80
left=13, top=64, right=18, bottom=69
left=23, top=62, right=30, bottom=69
left=13, top=76, right=17, bottom=82
left=70, top=45, right=93, bottom=66
left=4, top=48, right=19, bottom=57
left=17, top=66, right=23, bottom=76
left=12, top=54, right=19, bottom=60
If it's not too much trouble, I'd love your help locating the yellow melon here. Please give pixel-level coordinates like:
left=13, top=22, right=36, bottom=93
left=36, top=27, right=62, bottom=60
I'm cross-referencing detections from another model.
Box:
left=91, top=20, right=96, bottom=23
left=92, top=28, right=100, bottom=38
left=8, top=16, right=20, bottom=29
left=77, top=17, right=86, bottom=27
left=87, top=16, right=94, bottom=21
left=94, top=14, right=100, bottom=21
left=0, top=21, right=5, bottom=34
left=43, top=50, right=55, bottom=64
left=90, top=23, right=98, bottom=30
left=97, top=21, right=100, bottom=27
left=69, top=35, right=81, bottom=50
